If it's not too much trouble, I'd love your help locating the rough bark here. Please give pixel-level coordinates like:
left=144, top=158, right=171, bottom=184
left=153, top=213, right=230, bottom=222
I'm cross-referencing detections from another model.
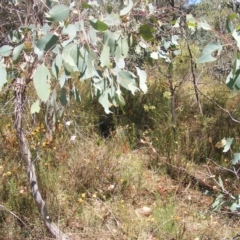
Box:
left=14, top=78, right=71, bottom=240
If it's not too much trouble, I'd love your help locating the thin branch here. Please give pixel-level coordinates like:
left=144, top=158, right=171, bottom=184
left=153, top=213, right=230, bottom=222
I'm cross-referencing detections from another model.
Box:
left=197, top=88, right=240, bottom=124
left=0, top=204, right=30, bottom=230
left=186, top=40, right=203, bottom=115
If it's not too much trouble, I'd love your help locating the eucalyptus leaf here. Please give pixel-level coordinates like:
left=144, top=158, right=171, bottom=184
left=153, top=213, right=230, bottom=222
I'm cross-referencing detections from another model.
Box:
left=0, top=45, right=13, bottom=56
left=120, top=0, right=133, bottom=16
left=100, top=45, right=110, bottom=67
left=226, top=13, right=238, bottom=33
left=230, top=202, right=240, bottom=212
left=226, top=61, right=240, bottom=91
left=136, top=67, right=148, bottom=93
left=62, top=24, right=77, bottom=37
left=186, top=14, right=196, bottom=30
left=115, top=88, right=125, bottom=108
left=0, top=61, right=7, bottom=91
left=60, top=87, right=68, bottom=106
left=33, top=63, right=51, bottom=102
left=232, top=29, right=240, bottom=50
left=59, top=71, right=66, bottom=87
left=37, top=33, right=59, bottom=51
left=47, top=4, right=70, bottom=22
left=52, top=53, right=62, bottom=79
left=98, top=89, right=112, bottom=114
left=13, top=43, right=24, bottom=63
left=232, top=153, right=240, bottom=165
left=90, top=20, right=108, bottom=32
left=118, top=70, right=139, bottom=94
left=197, top=21, right=211, bottom=31
left=103, top=13, right=120, bottom=26
left=212, top=194, right=224, bottom=211
left=197, top=42, right=222, bottom=64
left=89, top=27, right=97, bottom=45
left=223, top=138, right=233, bottom=152
left=31, top=100, right=41, bottom=114
left=62, top=43, right=79, bottom=72
left=139, top=24, right=154, bottom=41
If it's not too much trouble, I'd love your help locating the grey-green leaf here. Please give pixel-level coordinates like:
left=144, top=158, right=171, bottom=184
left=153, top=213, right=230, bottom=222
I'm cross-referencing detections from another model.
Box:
left=232, top=153, right=240, bottom=165
left=60, top=87, right=68, bottom=106
left=33, top=63, right=51, bottom=102
left=197, top=42, right=222, bottom=64
left=37, top=33, right=59, bottom=51
left=52, top=53, right=62, bottom=79
left=103, top=13, right=120, bottom=26
left=118, top=70, right=139, bottom=94
left=197, top=21, right=211, bottom=31
left=226, top=57, right=240, bottom=91
left=226, top=13, right=238, bottom=33
left=98, top=89, right=112, bottom=114
left=13, top=43, right=24, bottom=63
left=62, top=24, right=77, bottom=37
left=62, top=43, right=79, bottom=72
left=90, top=20, right=108, bottom=32
left=136, top=67, right=148, bottom=93
left=47, top=4, right=70, bottom=22
left=120, top=0, right=133, bottom=16
left=31, top=100, right=41, bottom=114
left=230, top=202, right=240, bottom=212
left=223, top=138, right=233, bottom=152
left=0, top=45, right=13, bottom=56
left=0, top=62, right=7, bottom=91
left=100, top=45, right=110, bottom=67
left=59, top=71, right=66, bottom=88
left=232, top=29, right=240, bottom=50
left=212, top=194, right=223, bottom=211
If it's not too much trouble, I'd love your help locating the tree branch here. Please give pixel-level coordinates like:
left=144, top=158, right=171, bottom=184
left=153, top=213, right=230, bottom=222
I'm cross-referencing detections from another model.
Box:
left=14, top=78, right=71, bottom=240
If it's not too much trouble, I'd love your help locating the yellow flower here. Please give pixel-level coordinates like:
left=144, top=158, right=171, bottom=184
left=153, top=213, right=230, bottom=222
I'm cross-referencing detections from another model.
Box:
left=81, top=193, right=86, bottom=198
left=173, top=216, right=181, bottom=221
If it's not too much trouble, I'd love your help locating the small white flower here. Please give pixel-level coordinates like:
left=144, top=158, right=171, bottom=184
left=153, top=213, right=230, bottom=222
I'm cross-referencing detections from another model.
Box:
left=70, top=135, right=76, bottom=141
left=65, top=121, right=71, bottom=126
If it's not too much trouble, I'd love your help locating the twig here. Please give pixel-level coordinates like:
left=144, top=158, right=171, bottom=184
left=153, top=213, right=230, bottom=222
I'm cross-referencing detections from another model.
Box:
left=186, top=39, right=203, bottom=115
left=0, top=204, right=30, bottom=230
left=197, top=88, right=240, bottom=124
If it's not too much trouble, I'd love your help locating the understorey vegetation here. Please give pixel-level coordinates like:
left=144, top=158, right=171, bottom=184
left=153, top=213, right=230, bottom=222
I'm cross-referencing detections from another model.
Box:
left=1, top=0, right=240, bottom=239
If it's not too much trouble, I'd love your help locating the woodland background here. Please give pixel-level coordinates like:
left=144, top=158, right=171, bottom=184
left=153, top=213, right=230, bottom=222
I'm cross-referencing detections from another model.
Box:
left=1, top=0, right=240, bottom=239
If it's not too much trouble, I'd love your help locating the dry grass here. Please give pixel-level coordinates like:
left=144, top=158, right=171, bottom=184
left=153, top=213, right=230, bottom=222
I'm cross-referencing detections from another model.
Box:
left=1, top=115, right=240, bottom=239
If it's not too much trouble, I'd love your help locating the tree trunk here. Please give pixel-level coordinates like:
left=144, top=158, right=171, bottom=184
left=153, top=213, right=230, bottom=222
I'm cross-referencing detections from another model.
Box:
left=14, top=78, right=71, bottom=240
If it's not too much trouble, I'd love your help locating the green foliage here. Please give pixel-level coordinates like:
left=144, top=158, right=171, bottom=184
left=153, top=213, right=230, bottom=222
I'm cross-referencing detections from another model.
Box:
left=0, top=2, right=151, bottom=115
